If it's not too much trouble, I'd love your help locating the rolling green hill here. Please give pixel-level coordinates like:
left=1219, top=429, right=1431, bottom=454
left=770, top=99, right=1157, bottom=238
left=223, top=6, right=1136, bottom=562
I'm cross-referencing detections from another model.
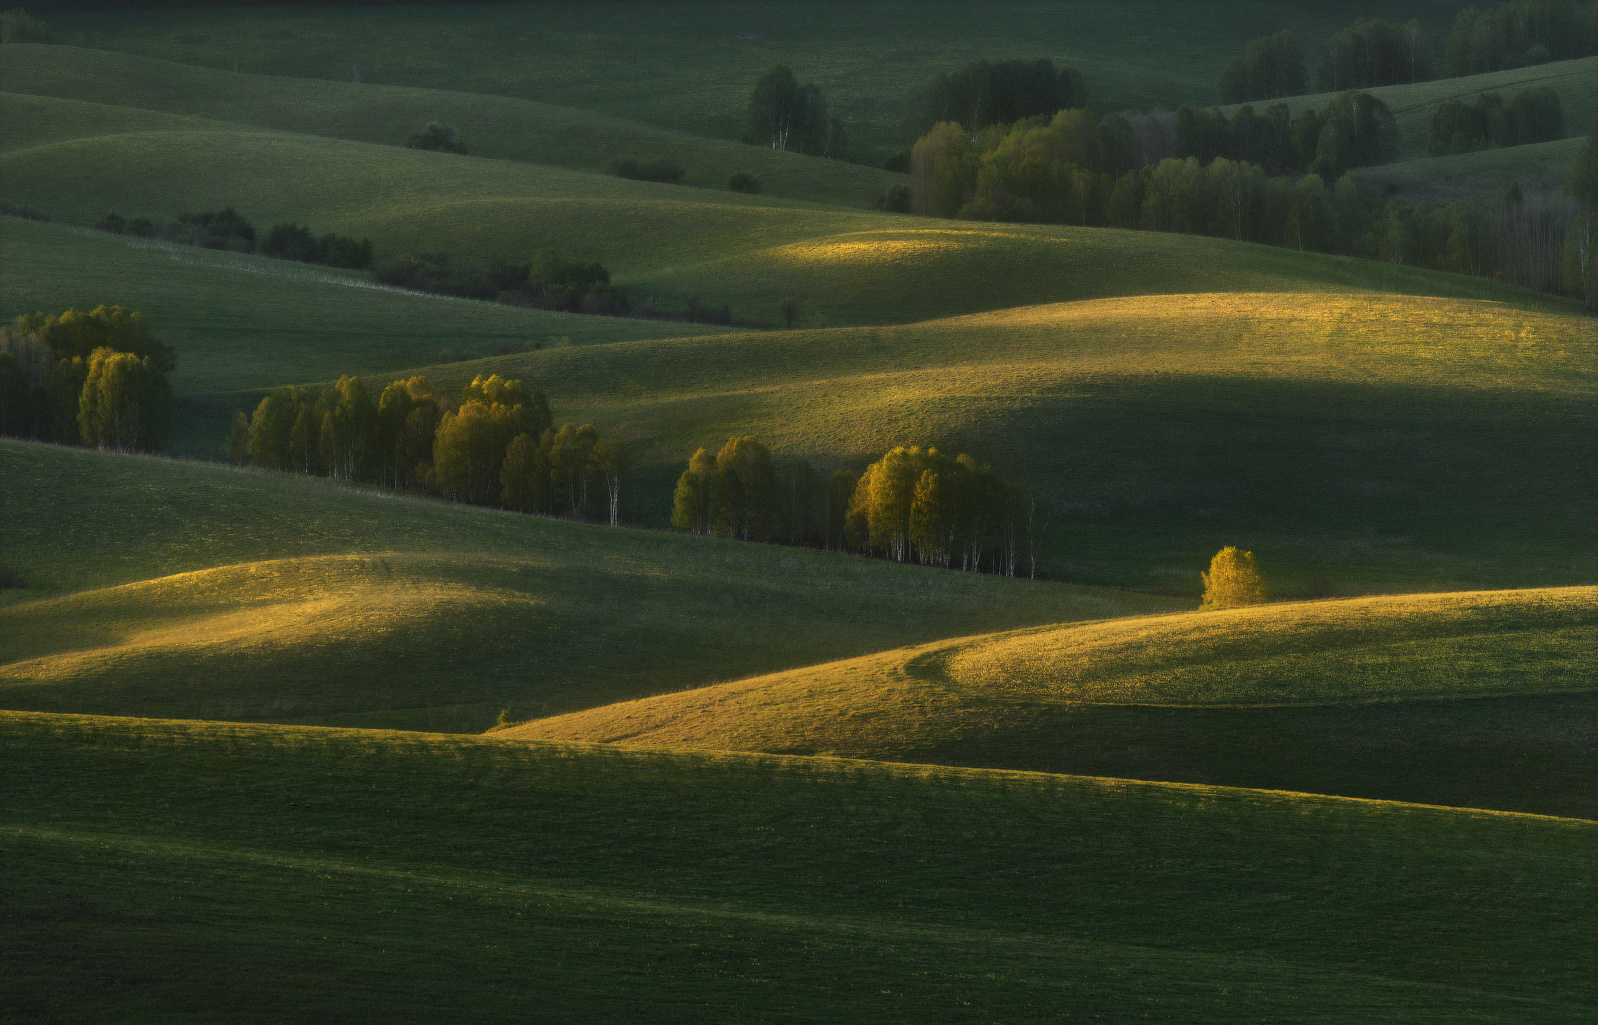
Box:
left=505, top=586, right=1598, bottom=817
left=0, top=440, right=1177, bottom=731
left=4, top=710, right=1594, bottom=1023
left=1222, top=56, right=1598, bottom=162
left=0, top=216, right=726, bottom=457
left=44, top=1, right=1476, bottom=155
left=0, top=45, right=899, bottom=209
left=2, top=93, right=1572, bottom=337
left=1359, top=135, right=1587, bottom=204
left=406, top=289, right=1598, bottom=594
left=8, top=214, right=1592, bottom=594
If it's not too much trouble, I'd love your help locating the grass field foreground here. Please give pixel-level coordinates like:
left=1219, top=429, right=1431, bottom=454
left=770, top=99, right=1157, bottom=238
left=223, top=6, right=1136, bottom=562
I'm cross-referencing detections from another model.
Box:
left=506, top=586, right=1598, bottom=816
left=3, top=709, right=1594, bottom=1023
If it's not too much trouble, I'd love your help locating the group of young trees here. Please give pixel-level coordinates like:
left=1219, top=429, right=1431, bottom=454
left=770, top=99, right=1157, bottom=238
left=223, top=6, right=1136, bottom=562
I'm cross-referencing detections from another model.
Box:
left=908, top=89, right=1397, bottom=235
left=1220, top=2, right=1598, bottom=103
left=904, top=58, right=1087, bottom=140
left=94, top=206, right=372, bottom=268
left=233, top=373, right=625, bottom=523
left=905, top=98, right=1598, bottom=303
left=1445, top=0, right=1598, bottom=76
left=672, top=439, right=1047, bottom=577
left=745, top=65, right=845, bottom=158
left=0, top=306, right=173, bottom=453
left=1428, top=87, right=1565, bottom=155
left=1561, top=127, right=1598, bottom=306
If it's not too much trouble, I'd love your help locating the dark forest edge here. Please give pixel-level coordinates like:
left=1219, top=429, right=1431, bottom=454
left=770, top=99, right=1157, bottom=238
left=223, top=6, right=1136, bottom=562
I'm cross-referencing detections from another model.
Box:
left=905, top=106, right=1598, bottom=307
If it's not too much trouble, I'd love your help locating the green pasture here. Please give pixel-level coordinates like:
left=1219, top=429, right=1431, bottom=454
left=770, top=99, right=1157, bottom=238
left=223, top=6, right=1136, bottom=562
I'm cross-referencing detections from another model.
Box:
left=3, top=710, right=1594, bottom=1023
left=0, top=45, right=897, bottom=208
left=0, top=216, right=723, bottom=456
left=408, top=290, right=1598, bottom=595
left=6, top=216, right=1592, bottom=594
left=2, top=97, right=1570, bottom=336
left=511, top=587, right=1598, bottom=817
left=0, top=440, right=1176, bottom=731
left=41, top=1, right=1474, bottom=156
left=1222, top=56, right=1598, bottom=162
left=1360, top=135, right=1587, bottom=204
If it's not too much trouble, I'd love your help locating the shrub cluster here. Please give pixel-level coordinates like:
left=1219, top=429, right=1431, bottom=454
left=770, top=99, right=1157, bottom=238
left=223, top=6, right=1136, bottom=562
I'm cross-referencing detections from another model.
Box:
left=233, top=373, right=625, bottom=524
left=672, top=439, right=1046, bottom=577
left=0, top=307, right=173, bottom=453
left=609, top=157, right=683, bottom=184
left=406, top=122, right=467, bottom=155
left=727, top=171, right=761, bottom=194
left=1428, top=87, right=1565, bottom=156
left=93, top=207, right=373, bottom=269
left=373, top=248, right=628, bottom=315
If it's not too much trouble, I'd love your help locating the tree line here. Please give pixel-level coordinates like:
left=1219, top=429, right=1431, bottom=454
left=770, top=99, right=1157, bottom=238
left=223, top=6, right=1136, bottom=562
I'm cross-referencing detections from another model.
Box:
left=672, top=438, right=1047, bottom=577
left=94, top=206, right=372, bottom=269
left=907, top=102, right=1598, bottom=304
left=910, top=90, right=1400, bottom=220
left=1220, top=3, right=1598, bottom=103
left=904, top=58, right=1087, bottom=140
left=0, top=307, right=172, bottom=453
left=232, top=373, right=625, bottom=523
left=1428, top=87, right=1565, bottom=155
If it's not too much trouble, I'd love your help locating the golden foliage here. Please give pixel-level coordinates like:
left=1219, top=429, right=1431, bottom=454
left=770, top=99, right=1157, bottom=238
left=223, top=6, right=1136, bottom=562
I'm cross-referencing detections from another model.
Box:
left=1201, top=546, right=1269, bottom=609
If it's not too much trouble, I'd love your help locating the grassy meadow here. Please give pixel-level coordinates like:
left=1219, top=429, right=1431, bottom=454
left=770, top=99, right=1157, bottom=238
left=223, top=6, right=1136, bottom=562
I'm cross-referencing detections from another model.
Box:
left=0, top=440, right=1177, bottom=731
left=42, top=1, right=1476, bottom=156
left=509, top=587, right=1598, bottom=817
left=4, top=710, right=1594, bottom=1023
left=7, top=90, right=1571, bottom=333
left=2, top=4, right=1595, bottom=1018
left=7, top=214, right=1593, bottom=594
left=0, top=45, right=898, bottom=208
left=1361, top=135, right=1588, bottom=204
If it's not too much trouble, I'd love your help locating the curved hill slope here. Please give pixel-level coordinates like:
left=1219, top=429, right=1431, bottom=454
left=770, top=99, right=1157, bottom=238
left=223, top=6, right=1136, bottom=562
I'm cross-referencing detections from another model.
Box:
left=1, top=92, right=1570, bottom=329
left=429, top=289, right=1597, bottom=594
left=0, top=440, right=1176, bottom=731
left=507, top=587, right=1598, bottom=817
left=7, top=710, right=1594, bottom=1022
left=0, top=45, right=899, bottom=209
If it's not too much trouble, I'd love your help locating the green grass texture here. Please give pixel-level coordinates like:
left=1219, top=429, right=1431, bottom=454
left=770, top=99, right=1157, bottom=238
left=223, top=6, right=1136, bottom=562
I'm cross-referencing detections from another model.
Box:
left=407, top=290, right=1598, bottom=595
left=0, top=45, right=899, bottom=209
left=1360, top=136, right=1587, bottom=205
left=2, top=97, right=1572, bottom=334
left=7, top=217, right=1592, bottom=595
left=42, top=0, right=1471, bottom=155
left=507, top=586, right=1598, bottom=817
left=4, top=710, right=1594, bottom=1023
left=0, top=216, right=728, bottom=457
left=0, top=440, right=1178, bottom=731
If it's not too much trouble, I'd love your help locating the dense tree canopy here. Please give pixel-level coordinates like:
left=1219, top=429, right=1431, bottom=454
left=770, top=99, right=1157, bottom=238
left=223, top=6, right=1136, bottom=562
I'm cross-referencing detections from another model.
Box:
left=237, top=372, right=621, bottom=522
left=1218, top=31, right=1308, bottom=104
left=1445, top=1, right=1598, bottom=76
left=745, top=65, right=844, bottom=157
left=905, top=58, right=1086, bottom=140
left=1318, top=18, right=1435, bottom=90
left=671, top=440, right=1046, bottom=577
left=1429, top=87, right=1565, bottom=156
left=0, top=306, right=174, bottom=452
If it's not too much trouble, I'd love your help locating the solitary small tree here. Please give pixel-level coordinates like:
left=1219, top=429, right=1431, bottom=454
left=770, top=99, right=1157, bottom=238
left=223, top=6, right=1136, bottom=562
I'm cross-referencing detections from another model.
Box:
left=1201, top=546, right=1269, bottom=609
